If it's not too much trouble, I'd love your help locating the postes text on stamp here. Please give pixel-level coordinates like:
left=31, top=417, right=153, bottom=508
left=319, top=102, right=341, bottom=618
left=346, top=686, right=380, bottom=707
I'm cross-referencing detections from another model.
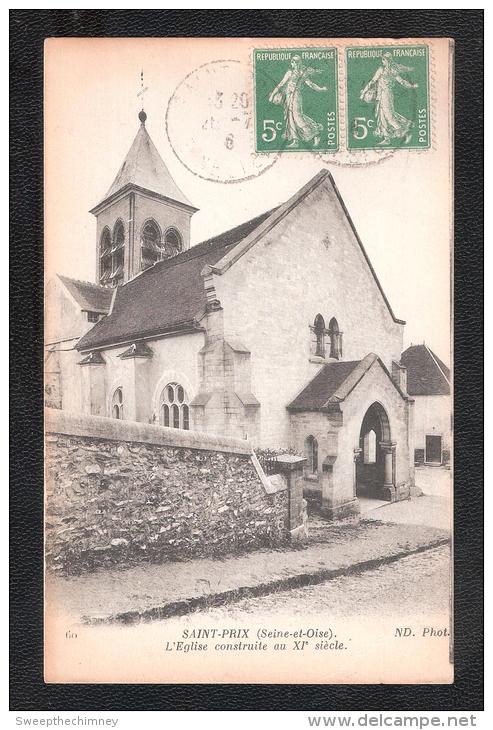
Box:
left=254, top=47, right=339, bottom=153
left=346, top=45, right=430, bottom=150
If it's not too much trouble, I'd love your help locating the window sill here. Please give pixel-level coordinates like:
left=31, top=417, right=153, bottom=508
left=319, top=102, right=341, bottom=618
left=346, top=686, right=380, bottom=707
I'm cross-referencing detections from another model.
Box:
left=304, top=473, right=320, bottom=483
left=309, top=356, right=342, bottom=365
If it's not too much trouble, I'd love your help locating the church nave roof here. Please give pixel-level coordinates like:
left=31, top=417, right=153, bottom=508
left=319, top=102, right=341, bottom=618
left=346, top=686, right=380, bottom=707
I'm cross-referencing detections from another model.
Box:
left=76, top=207, right=276, bottom=351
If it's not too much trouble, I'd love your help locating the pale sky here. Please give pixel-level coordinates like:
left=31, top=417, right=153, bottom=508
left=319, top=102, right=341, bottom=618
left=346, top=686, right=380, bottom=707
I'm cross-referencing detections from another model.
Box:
left=45, top=37, right=452, bottom=364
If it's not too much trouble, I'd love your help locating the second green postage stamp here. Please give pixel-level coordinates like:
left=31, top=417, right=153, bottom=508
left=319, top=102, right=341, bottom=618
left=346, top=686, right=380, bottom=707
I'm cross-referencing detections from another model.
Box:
left=253, top=47, right=338, bottom=153
left=346, top=45, right=430, bottom=150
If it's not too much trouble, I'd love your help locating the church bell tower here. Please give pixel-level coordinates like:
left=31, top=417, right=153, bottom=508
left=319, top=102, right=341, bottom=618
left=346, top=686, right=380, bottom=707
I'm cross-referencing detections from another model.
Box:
left=90, top=109, right=198, bottom=287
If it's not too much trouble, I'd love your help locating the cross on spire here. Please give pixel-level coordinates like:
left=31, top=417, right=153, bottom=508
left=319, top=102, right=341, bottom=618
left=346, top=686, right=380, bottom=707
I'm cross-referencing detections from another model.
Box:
left=137, top=69, right=149, bottom=124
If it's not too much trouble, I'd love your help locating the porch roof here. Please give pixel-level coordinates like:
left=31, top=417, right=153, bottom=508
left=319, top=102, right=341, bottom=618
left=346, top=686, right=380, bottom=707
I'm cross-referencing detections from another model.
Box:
left=287, top=353, right=410, bottom=412
left=287, top=359, right=363, bottom=411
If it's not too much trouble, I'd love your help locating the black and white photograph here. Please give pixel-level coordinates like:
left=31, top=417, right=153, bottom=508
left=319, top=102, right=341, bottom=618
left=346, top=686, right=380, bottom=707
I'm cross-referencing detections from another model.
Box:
left=40, top=35, right=456, bottom=686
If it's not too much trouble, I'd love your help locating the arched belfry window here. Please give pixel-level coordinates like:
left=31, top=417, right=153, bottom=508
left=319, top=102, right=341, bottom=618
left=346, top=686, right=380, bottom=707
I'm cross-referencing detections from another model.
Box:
left=105, top=220, right=124, bottom=287
left=163, top=227, right=182, bottom=258
left=99, top=228, right=112, bottom=286
left=159, top=382, right=190, bottom=430
left=305, top=435, right=318, bottom=475
left=329, top=317, right=342, bottom=360
left=141, top=219, right=162, bottom=270
left=112, top=387, right=123, bottom=420
left=314, top=314, right=326, bottom=358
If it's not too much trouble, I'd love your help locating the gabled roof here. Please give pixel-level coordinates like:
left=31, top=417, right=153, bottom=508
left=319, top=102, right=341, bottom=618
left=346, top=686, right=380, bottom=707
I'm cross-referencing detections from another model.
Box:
left=401, top=344, right=450, bottom=396
left=93, top=119, right=195, bottom=212
left=79, top=351, right=106, bottom=365
left=206, top=169, right=404, bottom=326
left=118, top=342, right=154, bottom=359
left=58, top=275, right=113, bottom=314
left=287, top=353, right=409, bottom=411
left=76, top=209, right=276, bottom=351
left=287, top=360, right=362, bottom=411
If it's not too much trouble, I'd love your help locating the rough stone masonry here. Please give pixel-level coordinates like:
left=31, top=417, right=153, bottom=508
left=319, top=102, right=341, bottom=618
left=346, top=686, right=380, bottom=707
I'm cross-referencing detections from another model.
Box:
left=45, top=409, right=290, bottom=575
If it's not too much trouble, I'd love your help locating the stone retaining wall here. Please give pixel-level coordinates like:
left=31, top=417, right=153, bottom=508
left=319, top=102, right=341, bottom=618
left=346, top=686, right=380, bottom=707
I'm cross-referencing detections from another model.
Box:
left=45, top=409, right=288, bottom=575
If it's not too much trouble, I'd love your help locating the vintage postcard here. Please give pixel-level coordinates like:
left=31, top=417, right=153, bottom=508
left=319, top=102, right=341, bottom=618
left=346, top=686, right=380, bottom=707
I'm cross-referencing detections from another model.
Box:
left=44, top=37, right=453, bottom=684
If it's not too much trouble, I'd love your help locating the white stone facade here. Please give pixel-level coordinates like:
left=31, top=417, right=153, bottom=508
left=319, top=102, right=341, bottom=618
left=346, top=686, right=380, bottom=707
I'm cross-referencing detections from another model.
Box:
left=213, top=177, right=404, bottom=448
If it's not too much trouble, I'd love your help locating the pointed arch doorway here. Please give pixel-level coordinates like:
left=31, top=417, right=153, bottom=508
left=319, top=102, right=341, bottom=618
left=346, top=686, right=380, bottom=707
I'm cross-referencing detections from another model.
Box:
left=356, top=402, right=395, bottom=500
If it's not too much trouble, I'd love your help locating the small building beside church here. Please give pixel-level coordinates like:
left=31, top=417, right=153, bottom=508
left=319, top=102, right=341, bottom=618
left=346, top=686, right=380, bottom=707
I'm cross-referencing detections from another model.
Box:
left=46, top=110, right=417, bottom=520
left=45, top=275, right=113, bottom=411
left=401, top=344, right=451, bottom=466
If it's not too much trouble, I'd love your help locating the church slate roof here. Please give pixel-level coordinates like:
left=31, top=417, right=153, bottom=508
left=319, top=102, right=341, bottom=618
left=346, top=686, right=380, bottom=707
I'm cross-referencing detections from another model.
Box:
left=401, top=344, right=450, bottom=396
left=58, top=275, right=114, bottom=314
left=95, top=121, right=195, bottom=211
left=287, top=360, right=362, bottom=411
left=76, top=208, right=277, bottom=351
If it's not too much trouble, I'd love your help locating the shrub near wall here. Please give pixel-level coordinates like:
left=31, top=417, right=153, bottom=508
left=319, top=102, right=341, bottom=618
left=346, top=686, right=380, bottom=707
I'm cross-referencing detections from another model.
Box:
left=45, top=410, right=288, bottom=575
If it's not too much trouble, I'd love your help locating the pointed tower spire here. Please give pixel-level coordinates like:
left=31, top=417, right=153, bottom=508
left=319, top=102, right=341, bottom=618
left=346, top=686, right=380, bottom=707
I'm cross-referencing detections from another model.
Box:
left=92, top=70, right=195, bottom=212
left=93, top=111, right=195, bottom=210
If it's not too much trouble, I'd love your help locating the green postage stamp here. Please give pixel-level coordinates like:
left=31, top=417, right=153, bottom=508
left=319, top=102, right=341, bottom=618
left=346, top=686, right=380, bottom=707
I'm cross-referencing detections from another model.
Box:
left=253, top=47, right=339, bottom=153
left=346, top=45, right=430, bottom=150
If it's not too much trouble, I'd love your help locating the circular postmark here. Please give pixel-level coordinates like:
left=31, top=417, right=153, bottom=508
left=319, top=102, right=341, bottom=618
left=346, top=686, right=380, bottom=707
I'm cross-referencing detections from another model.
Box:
left=317, top=147, right=395, bottom=168
left=166, top=60, right=278, bottom=184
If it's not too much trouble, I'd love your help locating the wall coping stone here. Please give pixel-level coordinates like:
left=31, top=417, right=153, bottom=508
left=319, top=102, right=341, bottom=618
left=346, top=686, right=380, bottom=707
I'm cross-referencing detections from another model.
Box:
left=45, top=408, right=253, bottom=456
left=250, top=452, right=287, bottom=494
left=275, top=454, right=307, bottom=472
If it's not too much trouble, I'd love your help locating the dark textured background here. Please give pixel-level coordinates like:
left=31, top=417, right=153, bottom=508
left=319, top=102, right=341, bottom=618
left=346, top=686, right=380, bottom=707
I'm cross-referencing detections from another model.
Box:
left=10, top=9, right=483, bottom=712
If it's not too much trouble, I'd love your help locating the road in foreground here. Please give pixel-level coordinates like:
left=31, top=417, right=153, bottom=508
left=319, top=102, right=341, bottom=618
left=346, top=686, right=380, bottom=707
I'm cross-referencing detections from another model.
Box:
left=159, top=544, right=450, bottom=623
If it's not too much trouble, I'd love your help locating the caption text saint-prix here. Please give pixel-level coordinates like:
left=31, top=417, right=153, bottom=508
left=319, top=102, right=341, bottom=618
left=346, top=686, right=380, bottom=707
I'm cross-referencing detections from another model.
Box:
left=165, top=627, right=345, bottom=652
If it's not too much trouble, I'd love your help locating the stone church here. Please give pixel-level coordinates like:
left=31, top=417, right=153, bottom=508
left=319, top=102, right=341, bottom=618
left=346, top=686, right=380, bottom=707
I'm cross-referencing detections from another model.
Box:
left=46, top=110, right=416, bottom=519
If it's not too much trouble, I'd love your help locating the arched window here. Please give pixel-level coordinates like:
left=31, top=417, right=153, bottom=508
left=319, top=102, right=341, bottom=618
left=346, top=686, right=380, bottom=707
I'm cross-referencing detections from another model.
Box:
left=313, top=314, right=326, bottom=358
left=183, top=404, right=190, bottom=430
left=112, top=387, right=123, bottom=420
left=99, top=228, right=112, bottom=286
left=159, top=382, right=190, bottom=430
left=113, top=221, right=124, bottom=249
left=163, top=227, right=182, bottom=258
left=140, top=219, right=162, bottom=270
left=329, top=317, right=342, bottom=360
left=110, top=221, right=125, bottom=286
left=305, top=435, right=318, bottom=475
left=364, top=429, right=377, bottom=464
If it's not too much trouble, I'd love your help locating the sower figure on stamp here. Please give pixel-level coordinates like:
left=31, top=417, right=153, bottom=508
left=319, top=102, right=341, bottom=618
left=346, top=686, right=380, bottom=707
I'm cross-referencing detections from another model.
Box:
left=360, top=51, right=418, bottom=145
left=269, top=55, right=328, bottom=148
